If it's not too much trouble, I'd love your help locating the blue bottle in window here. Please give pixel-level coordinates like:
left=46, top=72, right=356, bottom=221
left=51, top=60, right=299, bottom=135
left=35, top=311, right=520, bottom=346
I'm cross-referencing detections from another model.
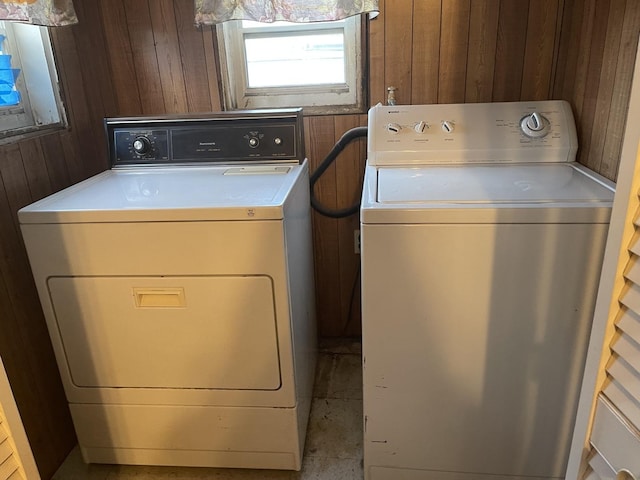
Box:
left=0, top=34, right=20, bottom=106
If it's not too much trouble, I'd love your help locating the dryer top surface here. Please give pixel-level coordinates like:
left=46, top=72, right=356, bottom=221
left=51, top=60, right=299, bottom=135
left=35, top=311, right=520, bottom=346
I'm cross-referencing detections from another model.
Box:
left=19, top=163, right=307, bottom=223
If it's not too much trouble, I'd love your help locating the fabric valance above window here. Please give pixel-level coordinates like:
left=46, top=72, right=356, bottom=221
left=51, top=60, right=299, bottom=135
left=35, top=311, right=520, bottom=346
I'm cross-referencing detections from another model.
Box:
left=0, top=0, right=77, bottom=27
left=195, top=0, right=379, bottom=26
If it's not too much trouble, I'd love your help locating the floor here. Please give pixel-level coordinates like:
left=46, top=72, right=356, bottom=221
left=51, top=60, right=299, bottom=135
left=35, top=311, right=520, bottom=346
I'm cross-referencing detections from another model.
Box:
left=52, top=339, right=364, bottom=480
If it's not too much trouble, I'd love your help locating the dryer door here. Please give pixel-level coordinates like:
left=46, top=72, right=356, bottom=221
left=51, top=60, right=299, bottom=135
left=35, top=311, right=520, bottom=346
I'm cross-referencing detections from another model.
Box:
left=48, top=275, right=281, bottom=391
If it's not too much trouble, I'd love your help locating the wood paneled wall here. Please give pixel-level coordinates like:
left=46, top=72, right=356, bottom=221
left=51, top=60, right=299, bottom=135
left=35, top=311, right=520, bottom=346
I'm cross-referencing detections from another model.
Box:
left=0, top=0, right=638, bottom=477
left=555, top=0, right=640, bottom=180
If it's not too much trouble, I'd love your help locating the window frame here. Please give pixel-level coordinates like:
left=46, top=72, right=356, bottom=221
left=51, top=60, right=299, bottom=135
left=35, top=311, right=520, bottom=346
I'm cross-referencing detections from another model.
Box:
left=216, top=16, right=368, bottom=115
left=0, top=21, right=66, bottom=141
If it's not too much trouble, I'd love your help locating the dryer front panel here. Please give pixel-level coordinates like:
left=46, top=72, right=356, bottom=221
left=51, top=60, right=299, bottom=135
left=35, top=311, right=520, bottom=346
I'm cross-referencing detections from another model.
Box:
left=21, top=220, right=297, bottom=407
left=48, top=275, right=280, bottom=391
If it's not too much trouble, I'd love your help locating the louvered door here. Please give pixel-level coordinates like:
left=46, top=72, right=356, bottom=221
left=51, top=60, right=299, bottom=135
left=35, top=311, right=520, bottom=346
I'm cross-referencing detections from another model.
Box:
left=0, top=359, right=39, bottom=480
left=0, top=413, right=23, bottom=480
left=566, top=39, right=640, bottom=480
left=606, top=281, right=640, bottom=430
left=584, top=227, right=640, bottom=479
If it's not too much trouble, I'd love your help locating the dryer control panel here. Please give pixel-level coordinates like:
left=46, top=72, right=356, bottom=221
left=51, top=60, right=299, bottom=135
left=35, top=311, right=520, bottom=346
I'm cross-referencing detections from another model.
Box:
left=367, top=100, right=578, bottom=165
left=106, top=109, right=305, bottom=167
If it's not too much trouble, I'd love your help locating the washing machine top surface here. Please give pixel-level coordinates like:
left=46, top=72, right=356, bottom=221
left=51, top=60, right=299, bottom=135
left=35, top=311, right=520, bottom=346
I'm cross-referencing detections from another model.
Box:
left=377, top=163, right=613, bottom=204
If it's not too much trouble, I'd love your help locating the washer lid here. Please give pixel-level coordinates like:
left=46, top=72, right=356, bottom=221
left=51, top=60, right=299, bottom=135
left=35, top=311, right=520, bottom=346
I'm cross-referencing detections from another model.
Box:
left=19, top=164, right=306, bottom=223
left=378, top=164, right=613, bottom=204
left=362, top=163, right=614, bottom=224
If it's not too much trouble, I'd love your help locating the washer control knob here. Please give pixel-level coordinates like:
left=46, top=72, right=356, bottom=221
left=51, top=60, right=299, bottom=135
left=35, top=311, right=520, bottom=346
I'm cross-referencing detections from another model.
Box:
left=441, top=121, right=455, bottom=133
left=274, top=137, right=282, bottom=145
left=521, top=112, right=550, bottom=138
left=387, top=123, right=402, bottom=134
left=132, top=136, right=152, bottom=155
left=414, top=121, right=428, bottom=134
left=248, top=136, right=260, bottom=148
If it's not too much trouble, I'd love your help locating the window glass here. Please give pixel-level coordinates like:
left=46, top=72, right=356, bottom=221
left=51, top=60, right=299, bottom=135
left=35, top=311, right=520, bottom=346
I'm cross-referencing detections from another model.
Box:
left=244, top=31, right=345, bottom=87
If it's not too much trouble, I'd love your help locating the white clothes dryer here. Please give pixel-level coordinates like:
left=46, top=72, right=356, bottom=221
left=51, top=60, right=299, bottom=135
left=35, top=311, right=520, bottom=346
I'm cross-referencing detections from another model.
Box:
left=19, top=110, right=316, bottom=470
left=360, top=101, right=615, bottom=480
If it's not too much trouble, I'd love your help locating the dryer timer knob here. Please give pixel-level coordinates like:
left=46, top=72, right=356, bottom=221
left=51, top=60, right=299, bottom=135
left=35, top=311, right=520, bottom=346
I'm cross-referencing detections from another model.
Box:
left=132, top=136, right=152, bottom=155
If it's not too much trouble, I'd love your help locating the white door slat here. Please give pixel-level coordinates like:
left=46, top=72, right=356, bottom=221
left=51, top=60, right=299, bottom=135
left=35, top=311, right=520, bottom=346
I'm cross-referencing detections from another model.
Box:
left=610, top=333, right=640, bottom=375
left=588, top=449, right=616, bottom=479
left=607, top=355, right=640, bottom=400
left=590, top=395, right=640, bottom=475
left=633, top=201, right=640, bottom=221
left=624, top=255, right=640, bottom=284
left=629, top=231, right=640, bottom=255
left=584, top=469, right=601, bottom=480
left=620, top=282, right=640, bottom=318
left=0, top=440, right=11, bottom=466
left=0, top=454, right=19, bottom=480
left=603, top=380, right=640, bottom=431
left=6, top=470, right=22, bottom=480
left=617, top=309, right=640, bottom=345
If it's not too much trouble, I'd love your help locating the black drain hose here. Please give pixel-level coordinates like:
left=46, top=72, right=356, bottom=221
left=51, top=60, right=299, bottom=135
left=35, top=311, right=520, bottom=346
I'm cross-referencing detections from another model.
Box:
left=310, top=126, right=368, bottom=218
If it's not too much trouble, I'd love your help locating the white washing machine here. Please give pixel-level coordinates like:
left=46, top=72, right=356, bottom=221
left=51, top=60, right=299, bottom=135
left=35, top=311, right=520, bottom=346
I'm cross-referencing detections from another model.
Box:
left=18, top=110, right=316, bottom=470
left=360, top=101, right=615, bottom=480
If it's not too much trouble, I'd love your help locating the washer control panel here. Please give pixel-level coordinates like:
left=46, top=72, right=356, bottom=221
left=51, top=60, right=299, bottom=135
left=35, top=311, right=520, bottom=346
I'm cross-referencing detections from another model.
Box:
left=368, top=100, right=578, bottom=165
left=106, top=109, right=305, bottom=167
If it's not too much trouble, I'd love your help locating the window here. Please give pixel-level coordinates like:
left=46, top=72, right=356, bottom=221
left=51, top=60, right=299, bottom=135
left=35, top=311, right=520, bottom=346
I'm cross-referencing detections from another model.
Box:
left=217, top=16, right=366, bottom=114
left=0, top=21, right=65, bottom=140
